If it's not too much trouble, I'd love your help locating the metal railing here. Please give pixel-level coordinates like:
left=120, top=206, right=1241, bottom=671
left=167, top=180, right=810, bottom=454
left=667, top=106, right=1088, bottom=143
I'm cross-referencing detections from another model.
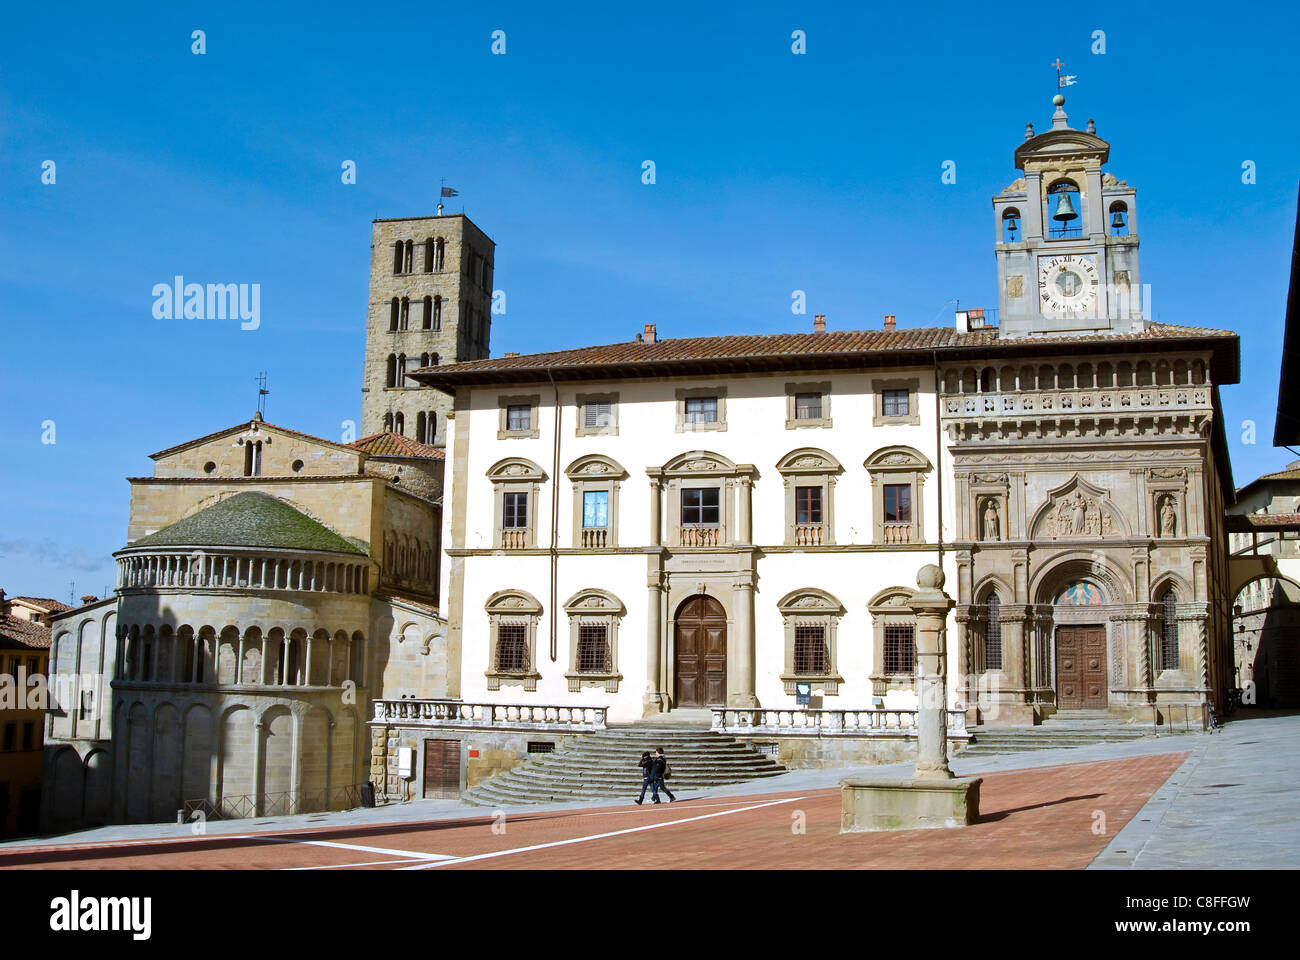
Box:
left=182, top=784, right=364, bottom=821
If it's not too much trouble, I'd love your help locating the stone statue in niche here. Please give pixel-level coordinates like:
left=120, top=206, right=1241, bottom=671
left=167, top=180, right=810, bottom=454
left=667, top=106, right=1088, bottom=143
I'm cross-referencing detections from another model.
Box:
left=982, top=500, right=1000, bottom=541
left=1159, top=496, right=1177, bottom=538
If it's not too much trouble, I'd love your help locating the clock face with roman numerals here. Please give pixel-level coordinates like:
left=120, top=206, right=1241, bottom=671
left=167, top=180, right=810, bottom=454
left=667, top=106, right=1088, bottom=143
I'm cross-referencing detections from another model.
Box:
left=1039, top=254, right=1099, bottom=314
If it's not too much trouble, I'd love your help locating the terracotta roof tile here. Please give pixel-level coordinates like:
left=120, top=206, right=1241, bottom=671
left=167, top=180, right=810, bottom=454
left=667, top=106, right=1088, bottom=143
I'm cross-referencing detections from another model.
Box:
left=0, top=614, right=52, bottom=650
left=12, top=596, right=73, bottom=613
left=350, top=432, right=445, bottom=460
left=411, top=323, right=1239, bottom=388
left=377, top=592, right=442, bottom=616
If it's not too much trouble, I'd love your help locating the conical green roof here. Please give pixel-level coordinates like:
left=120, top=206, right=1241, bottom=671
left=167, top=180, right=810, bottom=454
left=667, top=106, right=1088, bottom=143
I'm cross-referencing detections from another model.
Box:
left=131, top=492, right=365, bottom=555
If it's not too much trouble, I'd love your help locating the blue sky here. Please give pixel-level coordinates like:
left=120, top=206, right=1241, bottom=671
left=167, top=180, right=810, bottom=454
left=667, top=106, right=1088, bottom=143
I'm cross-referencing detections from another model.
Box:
left=2, top=1, right=1297, bottom=601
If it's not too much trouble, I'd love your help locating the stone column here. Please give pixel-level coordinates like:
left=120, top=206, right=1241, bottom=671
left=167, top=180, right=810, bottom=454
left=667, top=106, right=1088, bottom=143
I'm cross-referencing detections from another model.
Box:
left=909, top=565, right=956, bottom=780
left=305, top=634, right=315, bottom=686
left=737, top=476, right=753, bottom=544
left=953, top=609, right=975, bottom=723
left=644, top=565, right=664, bottom=716
left=647, top=475, right=663, bottom=546
left=730, top=578, right=759, bottom=708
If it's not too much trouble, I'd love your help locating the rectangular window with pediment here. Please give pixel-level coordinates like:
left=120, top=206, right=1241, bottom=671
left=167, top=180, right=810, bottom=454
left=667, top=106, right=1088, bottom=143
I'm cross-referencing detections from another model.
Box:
left=485, top=590, right=542, bottom=691
left=779, top=589, right=844, bottom=695
left=567, top=455, right=625, bottom=550
left=866, top=447, right=929, bottom=545
left=564, top=589, right=624, bottom=692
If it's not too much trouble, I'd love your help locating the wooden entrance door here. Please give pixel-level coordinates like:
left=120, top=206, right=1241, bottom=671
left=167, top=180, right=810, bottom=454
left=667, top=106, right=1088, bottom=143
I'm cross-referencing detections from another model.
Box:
left=675, top=595, right=727, bottom=706
left=1056, top=626, right=1107, bottom=709
left=422, top=739, right=461, bottom=798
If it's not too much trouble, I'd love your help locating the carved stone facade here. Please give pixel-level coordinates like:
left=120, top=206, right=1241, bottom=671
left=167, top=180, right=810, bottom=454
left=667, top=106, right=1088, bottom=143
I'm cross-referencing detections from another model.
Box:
left=944, top=349, right=1234, bottom=724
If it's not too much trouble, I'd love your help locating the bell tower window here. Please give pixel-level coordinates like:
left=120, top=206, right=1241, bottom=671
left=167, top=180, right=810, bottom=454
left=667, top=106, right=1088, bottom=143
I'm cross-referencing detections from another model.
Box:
left=1108, top=201, right=1129, bottom=237
left=1002, top=208, right=1021, bottom=242
left=1046, top=180, right=1082, bottom=239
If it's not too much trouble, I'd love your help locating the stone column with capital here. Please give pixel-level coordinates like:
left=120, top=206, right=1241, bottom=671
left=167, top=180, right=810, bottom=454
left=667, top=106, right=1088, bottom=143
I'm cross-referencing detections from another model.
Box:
left=730, top=578, right=759, bottom=708
left=910, top=564, right=957, bottom=779
left=643, top=565, right=665, bottom=716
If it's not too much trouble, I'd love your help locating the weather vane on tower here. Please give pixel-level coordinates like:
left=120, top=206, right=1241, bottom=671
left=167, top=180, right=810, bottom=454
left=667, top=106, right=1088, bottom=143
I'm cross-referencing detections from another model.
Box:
left=1052, top=58, right=1078, bottom=92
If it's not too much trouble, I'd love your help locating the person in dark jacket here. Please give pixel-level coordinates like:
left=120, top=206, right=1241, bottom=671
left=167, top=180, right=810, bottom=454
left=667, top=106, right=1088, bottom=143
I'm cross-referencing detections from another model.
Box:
left=634, top=751, right=654, bottom=804
left=650, top=747, right=676, bottom=803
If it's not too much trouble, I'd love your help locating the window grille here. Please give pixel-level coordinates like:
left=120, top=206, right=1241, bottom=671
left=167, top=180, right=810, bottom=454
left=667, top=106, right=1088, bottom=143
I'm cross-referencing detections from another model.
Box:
left=883, top=623, right=915, bottom=673
left=1161, top=592, right=1179, bottom=670
left=577, top=624, right=610, bottom=673
left=496, top=623, right=527, bottom=672
left=794, top=624, right=828, bottom=674
left=795, top=392, right=822, bottom=419
left=984, top=594, right=1002, bottom=670
left=527, top=741, right=555, bottom=754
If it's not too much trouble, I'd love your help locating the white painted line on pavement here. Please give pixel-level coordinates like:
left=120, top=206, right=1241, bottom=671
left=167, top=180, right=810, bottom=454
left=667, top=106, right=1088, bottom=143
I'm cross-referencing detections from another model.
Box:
left=399, top=796, right=805, bottom=870
left=255, top=837, right=456, bottom=861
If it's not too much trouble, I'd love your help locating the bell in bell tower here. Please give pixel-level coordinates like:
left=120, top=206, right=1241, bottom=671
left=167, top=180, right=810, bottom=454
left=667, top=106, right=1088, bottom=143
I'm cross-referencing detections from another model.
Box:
left=993, top=92, right=1143, bottom=338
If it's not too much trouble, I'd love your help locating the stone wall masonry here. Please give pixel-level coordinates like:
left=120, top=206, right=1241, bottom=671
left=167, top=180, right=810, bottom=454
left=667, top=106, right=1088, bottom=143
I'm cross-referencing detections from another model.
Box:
left=362, top=216, right=496, bottom=439
left=153, top=426, right=363, bottom=479
left=126, top=478, right=381, bottom=551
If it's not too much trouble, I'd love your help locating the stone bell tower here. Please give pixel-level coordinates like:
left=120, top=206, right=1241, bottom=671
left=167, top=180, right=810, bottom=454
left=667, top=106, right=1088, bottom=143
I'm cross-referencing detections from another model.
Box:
left=993, top=94, right=1143, bottom=338
left=360, top=214, right=495, bottom=444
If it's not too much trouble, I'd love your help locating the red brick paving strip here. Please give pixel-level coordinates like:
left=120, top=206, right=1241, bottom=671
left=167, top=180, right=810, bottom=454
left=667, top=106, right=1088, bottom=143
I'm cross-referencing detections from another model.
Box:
left=0, top=753, right=1185, bottom=870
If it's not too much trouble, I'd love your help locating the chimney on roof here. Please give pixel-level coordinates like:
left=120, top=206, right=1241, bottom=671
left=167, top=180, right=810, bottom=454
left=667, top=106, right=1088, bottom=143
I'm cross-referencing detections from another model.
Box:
left=884, top=314, right=896, bottom=332
left=504, top=352, right=519, bottom=357
left=813, top=314, right=826, bottom=334
left=643, top=323, right=657, bottom=344
left=0, top=589, right=8, bottom=617
left=80, top=595, right=98, bottom=606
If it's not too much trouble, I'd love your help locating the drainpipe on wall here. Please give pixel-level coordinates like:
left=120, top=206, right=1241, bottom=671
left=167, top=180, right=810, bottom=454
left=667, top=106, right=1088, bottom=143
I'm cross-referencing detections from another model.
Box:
left=933, top=351, right=944, bottom=568
left=547, top=367, right=562, bottom=663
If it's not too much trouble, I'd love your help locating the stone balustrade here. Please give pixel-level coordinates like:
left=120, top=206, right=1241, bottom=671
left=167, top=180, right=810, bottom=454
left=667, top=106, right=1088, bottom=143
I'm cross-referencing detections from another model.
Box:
left=373, top=698, right=608, bottom=730
left=711, top=707, right=969, bottom=737
left=580, top=528, right=609, bottom=549
left=794, top=523, right=824, bottom=547
left=116, top=548, right=369, bottom=596
left=882, top=522, right=912, bottom=545
left=942, top=385, right=1211, bottom=421
left=500, top=530, right=528, bottom=549
left=680, top=525, right=721, bottom=547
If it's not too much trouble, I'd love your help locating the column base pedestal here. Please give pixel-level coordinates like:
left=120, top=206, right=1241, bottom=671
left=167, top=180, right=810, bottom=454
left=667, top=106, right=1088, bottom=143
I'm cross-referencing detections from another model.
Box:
left=642, top=694, right=666, bottom=717
left=727, top=694, right=760, bottom=709
left=840, top=776, right=982, bottom=832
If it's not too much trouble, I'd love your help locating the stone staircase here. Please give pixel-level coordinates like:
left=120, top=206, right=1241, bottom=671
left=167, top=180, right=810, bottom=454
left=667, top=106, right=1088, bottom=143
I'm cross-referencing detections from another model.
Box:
left=461, top=725, right=787, bottom=806
left=959, top=710, right=1194, bottom=758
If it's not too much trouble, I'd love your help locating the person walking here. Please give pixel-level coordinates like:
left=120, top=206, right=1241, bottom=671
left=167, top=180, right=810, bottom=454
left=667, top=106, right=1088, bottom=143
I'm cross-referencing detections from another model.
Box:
left=634, top=751, right=654, bottom=805
left=650, top=746, right=676, bottom=803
